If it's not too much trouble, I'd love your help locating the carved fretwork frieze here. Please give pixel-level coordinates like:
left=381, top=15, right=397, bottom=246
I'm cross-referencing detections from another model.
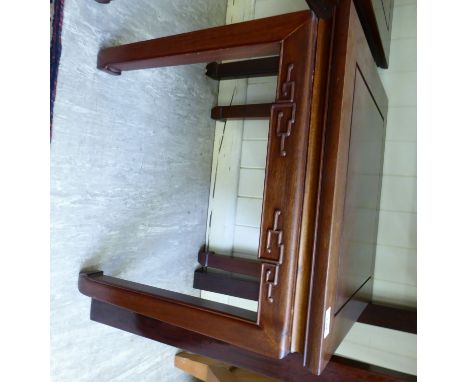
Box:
left=279, top=64, right=295, bottom=102
left=261, top=209, right=285, bottom=304
left=263, top=263, right=280, bottom=303
left=271, top=103, right=296, bottom=157
left=271, top=63, right=296, bottom=157
left=265, top=209, right=285, bottom=263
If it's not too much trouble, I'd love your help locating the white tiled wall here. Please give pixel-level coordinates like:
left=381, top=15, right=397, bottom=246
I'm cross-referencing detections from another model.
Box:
left=205, top=0, right=417, bottom=375
left=202, top=0, right=260, bottom=311
left=337, top=323, right=417, bottom=375
left=374, top=0, right=417, bottom=308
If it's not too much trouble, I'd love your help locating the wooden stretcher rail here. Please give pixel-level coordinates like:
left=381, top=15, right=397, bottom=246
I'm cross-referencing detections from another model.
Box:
left=198, top=251, right=262, bottom=278
left=205, top=57, right=280, bottom=80
left=192, top=265, right=417, bottom=335
left=79, top=271, right=257, bottom=321
left=211, top=103, right=272, bottom=121
left=358, top=303, right=417, bottom=334
left=91, top=299, right=417, bottom=382
left=193, top=268, right=260, bottom=301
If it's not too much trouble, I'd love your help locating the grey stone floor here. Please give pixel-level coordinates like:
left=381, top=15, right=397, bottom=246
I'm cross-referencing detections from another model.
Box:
left=51, top=1, right=226, bottom=381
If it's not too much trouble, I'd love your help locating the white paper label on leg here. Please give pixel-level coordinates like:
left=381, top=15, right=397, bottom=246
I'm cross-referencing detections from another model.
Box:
left=324, top=307, right=331, bottom=339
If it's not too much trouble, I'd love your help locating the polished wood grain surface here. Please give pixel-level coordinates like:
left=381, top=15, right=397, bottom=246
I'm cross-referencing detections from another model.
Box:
left=175, top=352, right=278, bottom=382
left=97, top=11, right=312, bottom=74
left=193, top=268, right=260, bottom=301
left=91, top=299, right=416, bottom=381
left=354, top=0, right=394, bottom=68
left=292, top=15, right=334, bottom=354
left=304, top=0, right=389, bottom=374
left=211, top=104, right=272, bottom=121
left=198, top=251, right=262, bottom=278
left=79, top=271, right=257, bottom=321
left=83, top=10, right=321, bottom=361
left=334, top=67, right=385, bottom=313
left=358, top=303, right=417, bottom=334
left=206, top=57, right=280, bottom=81
left=305, top=0, right=340, bottom=19
left=79, top=2, right=398, bottom=377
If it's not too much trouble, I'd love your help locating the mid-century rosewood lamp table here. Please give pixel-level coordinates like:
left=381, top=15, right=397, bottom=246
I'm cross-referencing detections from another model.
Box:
left=79, top=1, right=415, bottom=380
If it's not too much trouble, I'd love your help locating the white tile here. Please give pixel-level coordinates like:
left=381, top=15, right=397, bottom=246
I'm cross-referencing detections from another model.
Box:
left=248, top=76, right=278, bottom=85
left=206, top=120, right=244, bottom=255
left=336, top=340, right=416, bottom=375
left=386, top=37, right=417, bottom=72
left=383, top=141, right=417, bottom=176
left=379, top=71, right=416, bottom=107
left=233, top=225, right=260, bottom=255
left=375, top=245, right=417, bottom=285
left=372, top=278, right=417, bottom=307
left=238, top=168, right=266, bottom=198
left=380, top=175, right=417, bottom=212
left=201, top=291, right=229, bottom=305
left=254, top=0, right=307, bottom=18
left=385, top=106, right=416, bottom=142
left=340, top=323, right=417, bottom=359
left=232, top=251, right=258, bottom=260
left=240, top=140, right=268, bottom=168
left=336, top=323, right=417, bottom=375
left=246, top=81, right=277, bottom=104
left=235, top=197, right=263, bottom=227
left=377, top=211, right=417, bottom=248
left=243, top=120, right=269, bottom=140
left=391, top=3, right=417, bottom=39
left=394, top=0, right=417, bottom=6
left=227, top=296, right=258, bottom=312
left=217, top=79, right=248, bottom=105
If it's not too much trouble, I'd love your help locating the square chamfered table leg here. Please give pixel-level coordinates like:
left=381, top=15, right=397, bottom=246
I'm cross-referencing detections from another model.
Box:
left=96, top=11, right=312, bottom=75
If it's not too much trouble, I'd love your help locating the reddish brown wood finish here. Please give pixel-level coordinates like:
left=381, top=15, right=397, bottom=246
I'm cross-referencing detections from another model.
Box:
left=94, top=0, right=393, bottom=68
left=97, top=11, right=312, bottom=74
left=193, top=268, right=260, bottom=301
left=211, top=103, right=272, bottom=121
left=80, top=2, right=394, bottom=377
left=206, top=57, right=280, bottom=81
left=358, top=303, right=417, bottom=334
left=90, top=299, right=416, bottom=382
left=192, top=274, right=417, bottom=334
left=306, top=0, right=340, bottom=19
left=198, top=251, right=262, bottom=278
left=305, top=0, right=389, bottom=374
left=291, top=14, right=334, bottom=355
left=83, top=11, right=321, bottom=361
left=354, top=0, right=394, bottom=68
left=79, top=272, right=257, bottom=321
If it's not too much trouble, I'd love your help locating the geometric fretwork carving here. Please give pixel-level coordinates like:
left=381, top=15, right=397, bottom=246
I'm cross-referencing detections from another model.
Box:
left=262, top=209, right=285, bottom=304
left=271, top=103, right=296, bottom=157
left=272, top=63, right=296, bottom=157
left=279, top=64, right=295, bottom=102
left=264, top=263, right=280, bottom=303
left=265, top=209, right=285, bottom=263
